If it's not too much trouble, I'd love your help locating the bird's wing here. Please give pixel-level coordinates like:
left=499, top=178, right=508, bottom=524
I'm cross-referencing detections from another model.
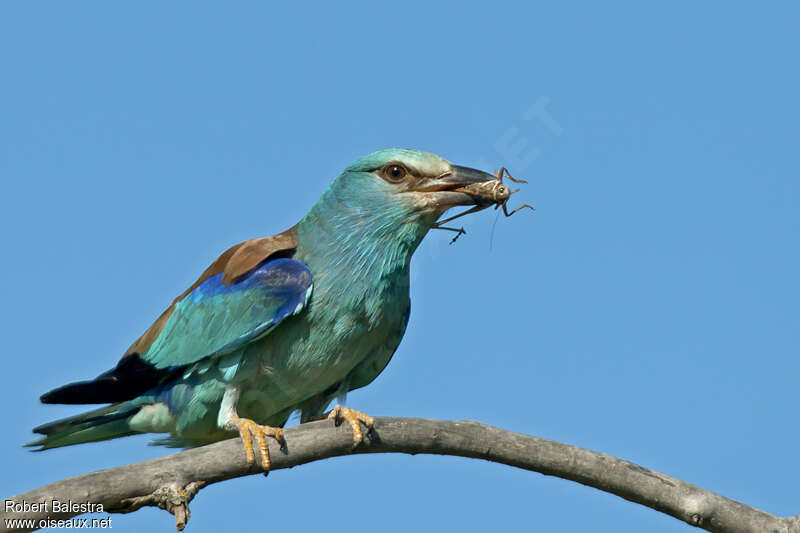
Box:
left=40, top=229, right=305, bottom=405
left=125, top=229, right=298, bottom=358
left=142, top=255, right=312, bottom=369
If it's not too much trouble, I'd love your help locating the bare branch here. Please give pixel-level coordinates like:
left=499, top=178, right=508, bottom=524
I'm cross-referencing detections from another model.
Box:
left=2, top=417, right=798, bottom=533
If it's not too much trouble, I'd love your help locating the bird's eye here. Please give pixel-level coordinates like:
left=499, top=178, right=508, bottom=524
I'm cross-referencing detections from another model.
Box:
left=383, top=164, right=407, bottom=182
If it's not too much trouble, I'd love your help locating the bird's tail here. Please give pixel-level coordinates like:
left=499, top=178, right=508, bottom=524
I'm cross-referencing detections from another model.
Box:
left=26, top=403, right=142, bottom=451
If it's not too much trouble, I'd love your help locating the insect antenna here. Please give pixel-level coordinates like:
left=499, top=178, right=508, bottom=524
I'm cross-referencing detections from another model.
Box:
left=489, top=208, right=502, bottom=251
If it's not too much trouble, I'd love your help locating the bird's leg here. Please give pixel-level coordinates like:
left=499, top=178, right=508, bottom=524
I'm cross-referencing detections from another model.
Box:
left=326, top=404, right=374, bottom=448
left=219, top=387, right=285, bottom=472
left=225, top=415, right=285, bottom=471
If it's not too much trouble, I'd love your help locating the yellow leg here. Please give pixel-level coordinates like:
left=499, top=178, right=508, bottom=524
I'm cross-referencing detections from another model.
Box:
left=226, top=416, right=285, bottom=472
left=327, top=405, right=374, bottom=447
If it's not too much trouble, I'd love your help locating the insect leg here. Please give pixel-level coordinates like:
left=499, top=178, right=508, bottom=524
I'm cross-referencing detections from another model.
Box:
left=500, top=167, right=527, bottom=184
left=433, top=204, right=490, bottom=227
left=502, top=202, right=535, bottom=217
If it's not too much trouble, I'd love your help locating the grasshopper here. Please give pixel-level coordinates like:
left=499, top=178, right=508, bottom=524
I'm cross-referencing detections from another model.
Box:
left=433, top=167, right=534, bottom=243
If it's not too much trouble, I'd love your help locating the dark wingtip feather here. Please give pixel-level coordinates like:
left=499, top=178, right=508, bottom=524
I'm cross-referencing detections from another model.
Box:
left=39, top=354, right=183, bottom=405
left=40, top=382, right=96, bottom=404
left=40, top=379, right=133, bottom=405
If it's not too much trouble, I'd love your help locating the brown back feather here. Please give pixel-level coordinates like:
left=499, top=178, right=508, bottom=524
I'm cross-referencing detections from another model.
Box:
left=121, top=227, right=297, bottom=359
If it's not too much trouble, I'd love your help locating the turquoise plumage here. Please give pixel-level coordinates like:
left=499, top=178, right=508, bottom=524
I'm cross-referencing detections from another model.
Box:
left=30, top=149, right=501, bottom=465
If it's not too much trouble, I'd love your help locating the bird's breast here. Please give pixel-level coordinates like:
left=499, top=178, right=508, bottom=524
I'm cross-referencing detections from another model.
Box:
left=243, top=265, right=411, bottom=410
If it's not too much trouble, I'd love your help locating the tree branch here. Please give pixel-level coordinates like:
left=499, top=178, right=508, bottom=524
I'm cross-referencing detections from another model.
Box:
left=2, top=417, right=797, bottom=533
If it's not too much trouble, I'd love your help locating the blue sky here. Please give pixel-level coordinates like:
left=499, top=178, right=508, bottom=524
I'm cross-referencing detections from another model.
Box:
left=1, top=2, right=798, bottom=532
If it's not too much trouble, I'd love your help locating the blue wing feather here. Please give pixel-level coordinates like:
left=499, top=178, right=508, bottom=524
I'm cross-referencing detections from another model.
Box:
left=143, top=257, right=313, bottom=369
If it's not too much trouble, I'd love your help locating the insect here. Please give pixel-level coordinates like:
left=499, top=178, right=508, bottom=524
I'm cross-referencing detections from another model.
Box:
left=433, top=167, right=534, bottom=243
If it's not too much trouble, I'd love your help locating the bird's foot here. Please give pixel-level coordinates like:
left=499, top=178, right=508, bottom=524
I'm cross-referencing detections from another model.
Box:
left=326, top=405, right=374, bottom=448
left=226, top=416, right=285, bottom=472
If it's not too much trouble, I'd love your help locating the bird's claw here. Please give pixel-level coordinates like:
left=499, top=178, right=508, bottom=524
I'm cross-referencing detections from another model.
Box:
left=227, top=416, right=285, bottom=473
left=327, top=404, right=374, bottom=448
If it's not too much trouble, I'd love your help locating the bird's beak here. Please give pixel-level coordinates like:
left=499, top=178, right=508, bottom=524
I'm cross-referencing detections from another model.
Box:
left=414, top=165, right=498, bottom=208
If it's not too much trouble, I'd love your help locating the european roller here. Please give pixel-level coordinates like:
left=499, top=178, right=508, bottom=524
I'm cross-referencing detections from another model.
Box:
left=30, top=149, right=515, bottom=470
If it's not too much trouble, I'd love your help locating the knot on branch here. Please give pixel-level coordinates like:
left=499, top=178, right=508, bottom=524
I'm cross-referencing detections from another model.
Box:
left=116, top=481, right=206, bottom=531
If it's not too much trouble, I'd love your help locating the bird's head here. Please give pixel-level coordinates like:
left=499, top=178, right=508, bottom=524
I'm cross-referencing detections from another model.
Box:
left=298, top=149, right=500, bottom=267
left=335, top=148, right=497, bottom=223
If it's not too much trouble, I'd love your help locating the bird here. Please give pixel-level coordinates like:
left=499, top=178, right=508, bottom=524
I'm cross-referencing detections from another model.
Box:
left=29, top=148, right=503, bottom=470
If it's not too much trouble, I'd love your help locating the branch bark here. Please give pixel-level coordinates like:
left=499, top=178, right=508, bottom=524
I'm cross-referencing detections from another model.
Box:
left=2, top=417, right=797, bottom=533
